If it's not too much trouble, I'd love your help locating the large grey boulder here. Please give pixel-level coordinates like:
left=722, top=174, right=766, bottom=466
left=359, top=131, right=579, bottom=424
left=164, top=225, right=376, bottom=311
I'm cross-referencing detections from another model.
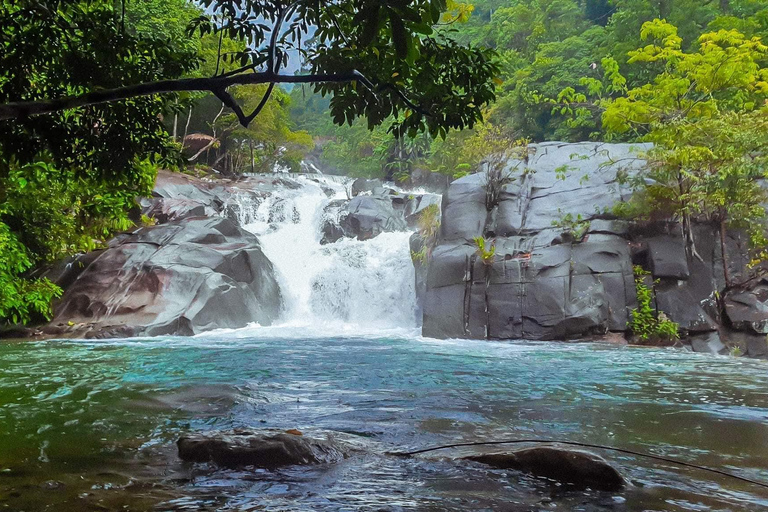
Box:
left=46, top=217, right=282, bottom=338
left=350, top=177, right=384, bottom=197
left=340, top=193, right=408, bottom=240
left=177, top=429, right=348, bottom=468
left=141, top=170, right=305, bottom=225
left=647, top=236, right=690, bottom=279
left=423, top=143, right=645, bottom=340
left=465, top=446, right=625, bottom=491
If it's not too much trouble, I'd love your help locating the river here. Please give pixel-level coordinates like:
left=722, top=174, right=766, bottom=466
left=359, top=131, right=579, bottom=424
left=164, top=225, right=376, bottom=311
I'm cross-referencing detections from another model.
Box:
left=1, top=176, right=767, bottom=510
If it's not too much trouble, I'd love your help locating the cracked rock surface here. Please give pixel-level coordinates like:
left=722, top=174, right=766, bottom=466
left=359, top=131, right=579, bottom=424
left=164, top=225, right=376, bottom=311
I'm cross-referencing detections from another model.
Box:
left=422, top=142, right=762, bottom=350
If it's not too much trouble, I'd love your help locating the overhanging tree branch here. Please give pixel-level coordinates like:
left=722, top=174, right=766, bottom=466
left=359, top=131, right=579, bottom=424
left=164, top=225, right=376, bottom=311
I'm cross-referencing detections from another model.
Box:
left=0, top=72, right=369, bottom=125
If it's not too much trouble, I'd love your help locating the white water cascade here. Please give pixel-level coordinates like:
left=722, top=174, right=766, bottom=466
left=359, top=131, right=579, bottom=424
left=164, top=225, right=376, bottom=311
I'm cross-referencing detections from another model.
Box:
left=228, top=175, right=419, bottom=331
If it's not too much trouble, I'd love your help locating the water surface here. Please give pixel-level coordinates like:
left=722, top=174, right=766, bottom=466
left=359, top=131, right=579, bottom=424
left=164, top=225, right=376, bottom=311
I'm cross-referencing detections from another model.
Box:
left=2, top=330, right=768, bottom=510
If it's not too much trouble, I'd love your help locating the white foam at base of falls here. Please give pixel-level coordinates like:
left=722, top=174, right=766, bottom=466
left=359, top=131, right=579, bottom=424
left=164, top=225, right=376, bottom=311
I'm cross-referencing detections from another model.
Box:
left=230, top=176, right=418, bottom=330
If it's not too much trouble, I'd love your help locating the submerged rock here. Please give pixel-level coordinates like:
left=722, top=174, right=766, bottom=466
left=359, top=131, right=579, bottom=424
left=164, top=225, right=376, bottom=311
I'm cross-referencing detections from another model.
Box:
left=465, top=446, right=625, bottom=491
left=177, top=429, right=348, bottom=468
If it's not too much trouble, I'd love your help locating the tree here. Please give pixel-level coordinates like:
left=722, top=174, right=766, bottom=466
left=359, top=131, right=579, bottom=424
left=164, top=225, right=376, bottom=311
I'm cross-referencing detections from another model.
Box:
left=635, top=112, right=768, bottom=287
left=1, top=0, right=500, bottom=140
left=222, top=85, right=314, bottom=173
left=583, top=21, right=768, bottom=286
left=0, top=0, right=198, bottom=326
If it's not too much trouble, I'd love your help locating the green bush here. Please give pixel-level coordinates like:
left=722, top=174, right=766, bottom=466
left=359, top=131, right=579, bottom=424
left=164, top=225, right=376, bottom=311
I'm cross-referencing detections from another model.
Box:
left=0, top=158, right=157, bottom=326
left=551, top=211, right=590, bottom=242
left=0, top=222, right=61, bottom=325
left=628, top=266, right=679, bottom=343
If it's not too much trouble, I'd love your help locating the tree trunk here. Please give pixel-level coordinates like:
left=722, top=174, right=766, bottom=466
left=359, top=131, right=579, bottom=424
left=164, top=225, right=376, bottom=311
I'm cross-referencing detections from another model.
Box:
left=250, top=139, right=255, bottom=174
left=657, top=0, right=671, bottom=18
left=719, top=218, right=731, bottom=289
left=182, top=106, right=192, bottom=144
left=172, top=112, right=178, bottom=141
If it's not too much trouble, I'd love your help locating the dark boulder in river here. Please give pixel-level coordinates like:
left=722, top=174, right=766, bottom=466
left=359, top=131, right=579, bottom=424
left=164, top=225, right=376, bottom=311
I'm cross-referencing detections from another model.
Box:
left=45, top=216, right=282, bottom=338
left=177, top=429, right=348, bottom=468
left=465, top=446, right=625, bottom=491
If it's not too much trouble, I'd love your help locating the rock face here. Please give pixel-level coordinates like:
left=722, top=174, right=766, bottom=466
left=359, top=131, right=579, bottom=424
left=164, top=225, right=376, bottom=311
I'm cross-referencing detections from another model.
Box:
left=46, top=216, right=282, bottom=338
left=421, top=142, right=765, bottom=353
left=424, top=142, right=647, bottom=340
left=340, top=193, right=408, bottom=241
left=177, top=429, right=348, bottom=468
left=465, top=446, right=625, bottom=491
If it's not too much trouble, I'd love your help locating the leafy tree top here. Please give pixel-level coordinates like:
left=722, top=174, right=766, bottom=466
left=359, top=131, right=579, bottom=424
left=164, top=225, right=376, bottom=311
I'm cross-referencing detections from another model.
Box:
left=1, top=0, right=500, bottom=140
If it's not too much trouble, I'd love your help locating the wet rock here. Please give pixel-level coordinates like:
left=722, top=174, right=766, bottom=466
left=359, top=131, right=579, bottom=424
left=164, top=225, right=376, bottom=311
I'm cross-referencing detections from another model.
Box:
left=465, top=446, right=625, bottom=491
left=340, top=194, right=408, bottom=241
left=722, top=330, right=768, bottom=358
left=746, top=335, right=768, bottom=358
left=420, top=142, right=767, bottom=341
left=405, top=194, right=442, bottom=228
left=49, top=217, right=282, bottom=337
left=654, top=285, right=719, bottom=333
left=41, top=480, right=65, bottom=490
left=177, top=429, right=348, bottom=468
left=320, top=220, right=345, bottom=245
left=689, top=332, right=727, bottom=355
left=350, top=178, right=384, bottom=197
left=724, top=280, right=768, bottom=334
left=441, top=173, right=488, bottom=241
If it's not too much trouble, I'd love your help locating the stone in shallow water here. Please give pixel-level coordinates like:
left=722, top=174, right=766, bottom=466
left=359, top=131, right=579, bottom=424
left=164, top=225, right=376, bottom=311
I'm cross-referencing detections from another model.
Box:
left=465, top=446, right=625, bottom=491
left=177, top=429, right=348, bottom=468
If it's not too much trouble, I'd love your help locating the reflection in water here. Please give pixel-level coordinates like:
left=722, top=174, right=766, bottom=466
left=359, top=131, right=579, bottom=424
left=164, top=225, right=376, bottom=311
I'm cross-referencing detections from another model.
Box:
left=1, top=334, right=768, bottom=510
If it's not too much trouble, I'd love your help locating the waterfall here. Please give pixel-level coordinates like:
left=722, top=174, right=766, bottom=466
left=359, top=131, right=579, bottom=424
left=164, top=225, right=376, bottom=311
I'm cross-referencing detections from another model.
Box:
left=228, top=175, right=418, bottom=330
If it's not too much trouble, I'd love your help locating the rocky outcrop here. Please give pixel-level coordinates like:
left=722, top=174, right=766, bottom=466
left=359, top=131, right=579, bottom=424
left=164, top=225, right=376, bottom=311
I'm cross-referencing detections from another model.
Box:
left=177, top=429, right=348, bottom=468
left=465, top=446, right=625, bottom=491
left=419, top=142, right=768, bottom=355
left=45, top=216, right=282, bottom=338
left=423, top=142, right=646, bottom=340
left=340, top=193, right=409, bottom=240
left=140, top=170, right=305, bottom=224
left=321, top=182, right=440, bottom=242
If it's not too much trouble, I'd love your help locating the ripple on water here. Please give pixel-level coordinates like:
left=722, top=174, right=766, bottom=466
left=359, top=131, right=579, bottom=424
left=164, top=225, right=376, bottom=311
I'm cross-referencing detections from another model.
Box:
left=1, top=335, right=767, bottom=510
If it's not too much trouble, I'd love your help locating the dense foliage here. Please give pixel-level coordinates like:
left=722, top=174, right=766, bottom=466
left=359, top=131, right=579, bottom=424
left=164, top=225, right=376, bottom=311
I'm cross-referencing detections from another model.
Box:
left=296, top=0, right=768, bottom=177
left=0, top=0, right=202, bottom=326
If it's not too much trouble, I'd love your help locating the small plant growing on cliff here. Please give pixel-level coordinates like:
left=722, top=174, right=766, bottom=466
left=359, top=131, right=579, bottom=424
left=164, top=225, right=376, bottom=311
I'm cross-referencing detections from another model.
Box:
left=411, top=246, right=428, bottom=265
left=412, top=203, right=441, bottom=265
left=417, top=204, right=441, bottom=245
left=474, top=237, right=496, bottom=266
left=629, top=266, right=679, bottom=343
left=483, top=138, right=530, bottom=211
left=552, top=211, right=590, bottom=242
